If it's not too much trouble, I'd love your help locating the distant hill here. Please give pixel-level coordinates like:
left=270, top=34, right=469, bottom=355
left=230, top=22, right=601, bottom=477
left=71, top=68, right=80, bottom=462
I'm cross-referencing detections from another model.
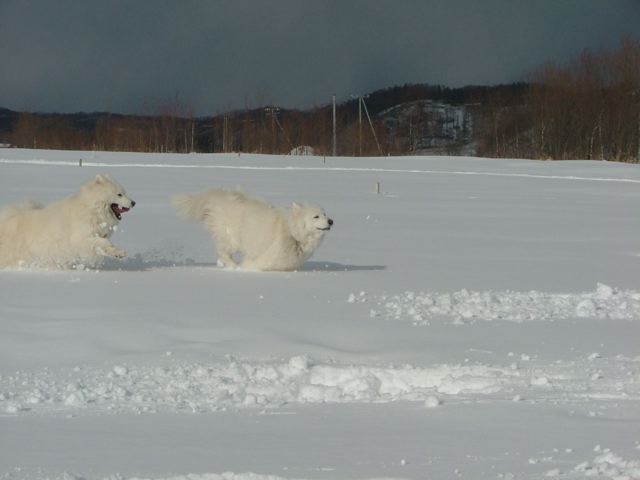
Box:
left=0, top=107, right=18, bottom=134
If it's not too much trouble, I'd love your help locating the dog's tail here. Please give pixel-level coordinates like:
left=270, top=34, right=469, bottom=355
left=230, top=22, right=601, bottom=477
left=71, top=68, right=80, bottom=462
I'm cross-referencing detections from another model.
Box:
left=171, top=192, right=210, bottom=222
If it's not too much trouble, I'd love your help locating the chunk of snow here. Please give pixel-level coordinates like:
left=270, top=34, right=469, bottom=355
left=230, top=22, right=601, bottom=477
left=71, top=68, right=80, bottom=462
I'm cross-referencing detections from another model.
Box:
left=424, top=396, right=441, bottom=408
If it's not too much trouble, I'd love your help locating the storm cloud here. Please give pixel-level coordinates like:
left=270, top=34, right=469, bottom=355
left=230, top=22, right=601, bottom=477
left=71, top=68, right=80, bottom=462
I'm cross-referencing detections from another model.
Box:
left=1, top=0, right=638, bottom=114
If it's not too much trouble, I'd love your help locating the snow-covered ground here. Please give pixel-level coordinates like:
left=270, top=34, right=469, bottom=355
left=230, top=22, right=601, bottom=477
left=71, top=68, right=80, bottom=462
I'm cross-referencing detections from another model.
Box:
left=0, top=149, right=639, bottom=480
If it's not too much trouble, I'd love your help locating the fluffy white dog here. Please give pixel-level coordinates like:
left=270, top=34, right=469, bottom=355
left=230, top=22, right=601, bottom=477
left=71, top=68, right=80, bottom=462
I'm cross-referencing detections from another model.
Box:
left=172, top=189, right=333, bottom=271
left=0, top=174, right=135, bottom=269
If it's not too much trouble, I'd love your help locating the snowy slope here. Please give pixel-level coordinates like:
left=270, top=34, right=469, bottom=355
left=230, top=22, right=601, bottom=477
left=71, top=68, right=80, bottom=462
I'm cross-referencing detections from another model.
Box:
left=0, top=149, right=639, bottom=480
left=378, top=100, right=474, bottom=155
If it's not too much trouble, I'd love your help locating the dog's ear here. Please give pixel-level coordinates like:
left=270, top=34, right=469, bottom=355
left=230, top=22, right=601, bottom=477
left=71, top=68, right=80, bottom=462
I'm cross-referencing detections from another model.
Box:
left=95, top=174, right=107, bottom=184
left=292, top=202, right=302, bottom=213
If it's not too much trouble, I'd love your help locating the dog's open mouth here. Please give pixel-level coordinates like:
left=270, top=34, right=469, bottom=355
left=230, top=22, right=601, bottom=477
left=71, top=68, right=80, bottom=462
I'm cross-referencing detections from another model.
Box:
left=110, top=203, right=130, bottom=220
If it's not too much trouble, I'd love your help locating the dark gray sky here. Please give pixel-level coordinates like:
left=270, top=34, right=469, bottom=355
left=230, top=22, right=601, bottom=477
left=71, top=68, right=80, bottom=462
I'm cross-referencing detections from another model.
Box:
left=1, top=0, right=639, bottom=115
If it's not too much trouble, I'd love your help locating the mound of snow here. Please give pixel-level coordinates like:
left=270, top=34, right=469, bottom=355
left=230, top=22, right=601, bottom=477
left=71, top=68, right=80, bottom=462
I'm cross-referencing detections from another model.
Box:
left=5, top=354, right=637, bottom=416
left=569, top=448, right=640, bottom=479
left=368, top=284, right=640, bottom=324
left=289, top=145, right=316, bottom=156
left=0, top=357, right=518, bottom=415
left=127, top=473, right=406, bottom=480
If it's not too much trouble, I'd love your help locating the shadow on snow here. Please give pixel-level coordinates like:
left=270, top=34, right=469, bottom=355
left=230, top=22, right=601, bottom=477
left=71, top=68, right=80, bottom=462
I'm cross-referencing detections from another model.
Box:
left=101, top=256, right=386, bottom=273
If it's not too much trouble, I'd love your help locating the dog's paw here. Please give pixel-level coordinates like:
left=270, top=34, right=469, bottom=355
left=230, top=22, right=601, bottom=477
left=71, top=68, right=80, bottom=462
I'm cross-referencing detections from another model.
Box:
left=111, top=248, right=127, bottom=259
left=216, top=258, right=237, bottom=269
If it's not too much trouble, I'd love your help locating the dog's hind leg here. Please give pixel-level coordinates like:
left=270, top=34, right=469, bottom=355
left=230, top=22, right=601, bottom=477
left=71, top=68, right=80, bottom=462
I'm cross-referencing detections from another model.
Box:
left=212, top=234, right=237, bottom=269
left=216, top=250, right=237, bottom=269
left=216, top=251, right=238, bottom=269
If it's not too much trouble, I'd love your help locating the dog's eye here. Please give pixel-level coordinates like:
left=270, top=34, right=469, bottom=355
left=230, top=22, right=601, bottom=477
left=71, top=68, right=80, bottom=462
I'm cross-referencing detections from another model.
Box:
left=117, top=193, right=123, bottom=197
left=313, top=215, right=319, bottom=219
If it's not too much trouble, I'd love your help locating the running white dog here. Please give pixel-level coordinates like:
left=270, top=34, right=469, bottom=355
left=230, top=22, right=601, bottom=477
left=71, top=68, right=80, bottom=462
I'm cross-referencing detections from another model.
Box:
left=0, top=174, right=135, bottom=269
left=172, top=189, right=333, bottom=271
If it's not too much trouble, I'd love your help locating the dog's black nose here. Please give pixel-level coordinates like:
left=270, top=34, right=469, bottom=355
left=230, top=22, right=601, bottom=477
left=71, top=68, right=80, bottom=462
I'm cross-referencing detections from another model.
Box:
left=328, top=218, right=333, bottom=226
left=131, top=201, right=136, bottom=207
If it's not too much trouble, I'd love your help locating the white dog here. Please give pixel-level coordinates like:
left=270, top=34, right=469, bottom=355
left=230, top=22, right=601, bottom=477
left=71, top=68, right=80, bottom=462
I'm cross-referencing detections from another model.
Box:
left=0, top=174, right=135, bottom=269
left=172, top=189, right=333, bottom=271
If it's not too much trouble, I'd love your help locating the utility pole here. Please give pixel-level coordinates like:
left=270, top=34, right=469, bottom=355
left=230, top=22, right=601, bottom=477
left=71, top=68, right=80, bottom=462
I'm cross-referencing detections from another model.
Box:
left=358, top=95, right=362, bottom=156
left=222, top=115, right=228, bottom=153
left=190, top=120, right=195, bottom=153
left=332, top=95, right=337, bottom=157
left=637, top=104, right=640, bottom=162
left=637, top=109, right=640, bottom=162
left=409, top=116, right=413, bottom=153
left=272, top=109, right=294, bottom=152
left=264, top=106, right=277, bottom=153
left=351, top=94, right=364, bottom=155
left=360, top=96, right=383, bottom=156
left=265, top=106, right=289, bottom=153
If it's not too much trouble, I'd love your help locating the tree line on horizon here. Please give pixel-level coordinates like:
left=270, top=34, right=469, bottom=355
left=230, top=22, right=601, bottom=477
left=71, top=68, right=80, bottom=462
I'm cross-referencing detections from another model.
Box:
left=0, top=84, right=493, bottom=157
left=478, top=38, right=640, bottom=162
left=1, top=38, right=638, bottom=162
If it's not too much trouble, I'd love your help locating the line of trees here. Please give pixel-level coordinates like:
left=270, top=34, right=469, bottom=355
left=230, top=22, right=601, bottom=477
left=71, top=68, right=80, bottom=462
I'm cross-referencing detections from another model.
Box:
left=2, top=99, right=402, bottom=157
left=478, top=38, right=640, bottom=162
left=0, top=83, right=500, bottom=156
left=10, top=113, right=93, bottom=150
left=9, top=101, right=198, bottom=154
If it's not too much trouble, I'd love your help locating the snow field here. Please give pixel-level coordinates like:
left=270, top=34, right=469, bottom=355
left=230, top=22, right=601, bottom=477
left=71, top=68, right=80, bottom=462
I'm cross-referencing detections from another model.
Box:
left=2, top=352, right=637, bottom=417
left=358, top=283, right=640, bottom=324
left=1, top=150, right=640, bottom=479
left=0, top=356, right=517, bottom=415
left=155, top=450, right=637, bottom=480
left=125, top=475, right=405, bottom=480
left=567, top=447, right=640, bottom=479
left=11, top=472, right=408, bottom=480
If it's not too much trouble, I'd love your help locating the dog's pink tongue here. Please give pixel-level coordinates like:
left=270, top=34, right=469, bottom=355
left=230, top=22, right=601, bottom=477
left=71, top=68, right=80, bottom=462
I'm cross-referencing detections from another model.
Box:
left=115, top=206, right=129, bottom=214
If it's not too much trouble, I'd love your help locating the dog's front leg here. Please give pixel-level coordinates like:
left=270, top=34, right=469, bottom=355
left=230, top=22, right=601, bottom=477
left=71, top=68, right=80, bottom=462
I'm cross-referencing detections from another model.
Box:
left=92, top=237, right=127, bottom=259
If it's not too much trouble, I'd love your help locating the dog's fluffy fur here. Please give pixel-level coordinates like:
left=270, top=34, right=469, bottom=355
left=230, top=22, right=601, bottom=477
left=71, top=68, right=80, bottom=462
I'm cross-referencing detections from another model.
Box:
left=173, top=189, right=333, bottom=271
left=0, top=174, right=135, bottom=269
